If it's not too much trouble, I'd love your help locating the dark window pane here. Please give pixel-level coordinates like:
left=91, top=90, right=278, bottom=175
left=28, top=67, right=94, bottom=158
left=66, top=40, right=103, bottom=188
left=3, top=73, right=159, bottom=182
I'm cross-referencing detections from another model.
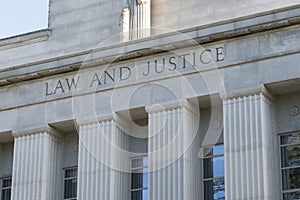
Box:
left=282, top=168, right=300, bottom=190
left=131, top=167, right=148, bottom=189
left=283, top=191, right=300, bottom=200
left=204, top=156, right=224, bottom=179
left=132, top=157, right=148, bottom=168
left=281, top=133, right=300, bottom=145
left=2, top=178, right=12, bottom=187
left=65, top=168, right=78, bottom=178
left=281, top=145, right=300, bottom=168
left=204, top=178, right=225, bottom=200
left=132, top=172, right=142, bottom=189
left=131, top=190, right=142, bottom=200
left=132, top=158, right=144, bottom=168
left=131, top=190, right=147, bottom=200
left=64, top=178, right=77, bottom=199
left=1, top=189, right=11, bottom=200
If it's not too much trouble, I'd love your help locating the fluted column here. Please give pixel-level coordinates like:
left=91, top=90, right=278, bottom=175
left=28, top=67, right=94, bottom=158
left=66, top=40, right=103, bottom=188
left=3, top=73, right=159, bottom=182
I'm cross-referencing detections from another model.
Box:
left=128, top=0, right=151, bottom=40
left=77, top=117, right=130, bottom=200
left=147, top=100, right=200, bottom=200
left=11, top=129, right=61, bottom=200
left=137, top=0, right=151, bottom=38
left=121, top=7, right=130, bottom=42
left=223, top=92, right=280, bottom=200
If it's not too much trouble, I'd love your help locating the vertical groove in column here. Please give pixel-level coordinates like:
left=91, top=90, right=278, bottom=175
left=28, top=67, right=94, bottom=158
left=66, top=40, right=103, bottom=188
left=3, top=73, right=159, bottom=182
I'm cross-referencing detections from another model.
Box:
left=249, top=96, right=256, bottom=197
left=244, top=97, right=250, bottom=198
left=256, top=96, right=264, bottom=199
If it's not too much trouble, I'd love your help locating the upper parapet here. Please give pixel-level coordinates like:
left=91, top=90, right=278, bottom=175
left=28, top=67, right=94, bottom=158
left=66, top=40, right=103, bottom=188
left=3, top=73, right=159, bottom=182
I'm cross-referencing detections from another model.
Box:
left=0, top=0, right=299, bottom=72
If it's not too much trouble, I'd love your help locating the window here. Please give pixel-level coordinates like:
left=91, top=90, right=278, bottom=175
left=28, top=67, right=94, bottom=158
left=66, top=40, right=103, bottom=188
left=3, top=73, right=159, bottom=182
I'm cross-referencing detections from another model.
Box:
left=280, top=132, right=300, bottom=200
left=203, top=144, right=225, bottom=200
left=130, top=156, right=148, bottom=200
left=0, top=177, right=12, bottom=200
left=63, top=167, right=78, bottom=200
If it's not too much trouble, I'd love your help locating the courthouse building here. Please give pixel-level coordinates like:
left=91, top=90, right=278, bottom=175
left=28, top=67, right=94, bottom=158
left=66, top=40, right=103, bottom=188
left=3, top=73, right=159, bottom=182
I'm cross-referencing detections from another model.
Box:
left=1, top=0, right=300, bottom=200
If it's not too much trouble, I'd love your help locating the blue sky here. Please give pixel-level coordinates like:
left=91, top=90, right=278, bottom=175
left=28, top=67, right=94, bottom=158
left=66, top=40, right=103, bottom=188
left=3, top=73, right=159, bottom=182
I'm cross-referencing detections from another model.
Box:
left=0, top=0, right=49, bottom=39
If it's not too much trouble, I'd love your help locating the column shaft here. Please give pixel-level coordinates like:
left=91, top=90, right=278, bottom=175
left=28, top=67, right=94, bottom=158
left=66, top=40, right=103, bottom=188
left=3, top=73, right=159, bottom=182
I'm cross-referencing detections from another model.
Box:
left=148, top=105, right=200, bottom=200
left=77, top=120, right=130, bottom=200
left=11, top=132, right=61, bottom=200
left=223, top=94, right=280, bottom=200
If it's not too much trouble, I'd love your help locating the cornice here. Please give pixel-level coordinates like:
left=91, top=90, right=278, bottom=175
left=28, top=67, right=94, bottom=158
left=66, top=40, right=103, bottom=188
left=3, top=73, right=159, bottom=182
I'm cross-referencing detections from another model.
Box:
left=0, top=29, right=51, bottom=51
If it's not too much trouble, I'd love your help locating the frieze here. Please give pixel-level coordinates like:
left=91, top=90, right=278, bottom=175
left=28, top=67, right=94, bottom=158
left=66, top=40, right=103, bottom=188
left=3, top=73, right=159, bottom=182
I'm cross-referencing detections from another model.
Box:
left=45, top=46, right=225, bottom=97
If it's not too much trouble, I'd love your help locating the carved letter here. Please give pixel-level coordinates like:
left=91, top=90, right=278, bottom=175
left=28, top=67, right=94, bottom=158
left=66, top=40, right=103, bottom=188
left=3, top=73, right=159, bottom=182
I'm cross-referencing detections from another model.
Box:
left=143, top=62, right=150, bottom=76
left=120, top=66, right=131, bottom=81
left=169, top=56, right=177, bottom=71
left=90, top=73, right=102, bottom=87
left=200, top=49, right=212, bottom=64
left=104, top=69, right=115, bottom=84
left=45, top=82, right=53, bottom=96
left=53, top=80, right=65, bottom=94
left=192, top=52, right=196, bottom=66
left=155, top=59, right=164, bottom=73
left=66, top=76, right=80, bottom=91
left=216, top=47, right=225, bottom=62
left=179, top=53, right=189, bottom=68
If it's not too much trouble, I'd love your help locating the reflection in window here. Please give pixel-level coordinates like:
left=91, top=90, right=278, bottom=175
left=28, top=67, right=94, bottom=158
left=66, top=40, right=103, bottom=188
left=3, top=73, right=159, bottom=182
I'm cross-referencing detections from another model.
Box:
left=0, top=177, right=12, bottom=200
left=203, top=144, right=225, bottom=200
left=280, top=132, right=300, bottom=200
left=63, top=167, right=78, bottom=200
left=130, top=156, right=148, bottom=200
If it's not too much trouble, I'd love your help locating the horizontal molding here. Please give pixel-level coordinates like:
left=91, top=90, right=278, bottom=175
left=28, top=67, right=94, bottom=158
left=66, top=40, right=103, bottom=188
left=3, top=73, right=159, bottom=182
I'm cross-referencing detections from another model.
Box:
left=221, top=85, right=275, bottom=101
left=12, top=125, right=61, bottom=138
left=76, top=114, right=114, bottom=126
left=0, top=5, right=300, bottom=86
left=146, top=99, right=199, bottom=115
left=0, top=29, right=51, bottom=51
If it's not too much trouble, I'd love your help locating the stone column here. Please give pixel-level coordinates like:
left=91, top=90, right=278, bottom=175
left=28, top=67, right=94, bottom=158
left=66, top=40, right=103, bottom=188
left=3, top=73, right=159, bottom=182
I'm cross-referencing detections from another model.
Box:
left=77, top=116, right=130, bottom=200
left=147, top=100, right=200, bottom=200
left=129, top=0, right=151, bottom=40
left=121, top=7, right=130, bottom=42
left=11, top=128, right=61, bottom=200
left=137, top=0, right=151, bottom=38
left=223, top=91, right=280, bottom=200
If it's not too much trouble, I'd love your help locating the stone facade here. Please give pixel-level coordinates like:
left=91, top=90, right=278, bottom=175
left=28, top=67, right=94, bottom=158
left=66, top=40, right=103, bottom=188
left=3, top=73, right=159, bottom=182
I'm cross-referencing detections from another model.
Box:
left=0, top=1, right=300, bottom=200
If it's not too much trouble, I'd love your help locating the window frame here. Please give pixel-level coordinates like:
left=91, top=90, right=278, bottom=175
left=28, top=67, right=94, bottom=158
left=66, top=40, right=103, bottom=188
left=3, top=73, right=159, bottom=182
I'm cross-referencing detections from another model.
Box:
left=202, top=142, right=225, bottom=200
left=63, top=166, right=78, bottom=200
left=279, top=132, right=300, bottom=200
left=130, top=154, right=148, bottom=200
left=0, top=176, right=12, bottom=200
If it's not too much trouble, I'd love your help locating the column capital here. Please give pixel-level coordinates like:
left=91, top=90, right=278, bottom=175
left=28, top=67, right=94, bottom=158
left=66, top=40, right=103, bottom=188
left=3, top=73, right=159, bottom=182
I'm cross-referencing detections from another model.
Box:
left=137, top=0, right=151, bottom=4
left=76, top=113, right=114, bottom=126
left=12, top=125, right=60, bottom=138
left=220, top=85, right=275, bottom=101
left=146, top=99, right=199, bottom=115
left=122, top=7, right=130, bottom=12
